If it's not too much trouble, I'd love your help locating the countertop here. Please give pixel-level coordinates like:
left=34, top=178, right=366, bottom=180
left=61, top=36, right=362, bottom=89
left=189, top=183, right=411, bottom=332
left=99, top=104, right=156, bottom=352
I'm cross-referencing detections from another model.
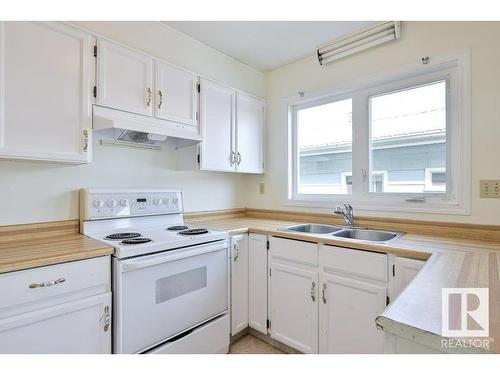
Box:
left=186, top=216, right=500, bottom=353
left=0, top=234, right=114, bottom=274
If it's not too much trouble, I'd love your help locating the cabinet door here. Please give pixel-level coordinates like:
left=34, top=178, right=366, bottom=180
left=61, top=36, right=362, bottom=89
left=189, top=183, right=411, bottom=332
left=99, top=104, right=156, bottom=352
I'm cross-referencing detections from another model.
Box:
left=0, top=22, right=92, bottom=163
left=319, top=273, right=386, bottom=353
left=235, top=92, right=265, bottom=174
left=96, top=39, right=153, bottom=116
left=154, top=60, right=198, bottom=126
left=392, top=257, right=425, bottom=299
left=248, top=233, right=268, bottom=334
left=0, top=292, right=111, bottom=354
left=269, top=263, right=318, bottom=353
left=230, top=233, right=249, bottom=336
left=199, top=78, right=235, bottom=172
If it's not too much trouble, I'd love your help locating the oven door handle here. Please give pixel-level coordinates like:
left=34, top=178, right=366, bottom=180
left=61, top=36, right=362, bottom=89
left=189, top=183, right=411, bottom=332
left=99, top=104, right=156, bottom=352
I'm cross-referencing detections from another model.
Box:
left=120, top=240, right=228, bottom=272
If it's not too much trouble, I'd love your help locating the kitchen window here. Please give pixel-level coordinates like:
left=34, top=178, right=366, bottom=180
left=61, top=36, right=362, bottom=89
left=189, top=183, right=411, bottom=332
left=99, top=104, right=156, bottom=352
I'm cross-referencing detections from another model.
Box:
left=287, top=50, right=470, bottom=214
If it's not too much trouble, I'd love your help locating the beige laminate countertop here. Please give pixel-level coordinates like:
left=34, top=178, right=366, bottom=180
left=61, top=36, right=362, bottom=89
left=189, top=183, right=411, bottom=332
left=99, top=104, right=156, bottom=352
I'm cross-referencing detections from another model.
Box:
left=186, top=216, right=500, bottom=353
left=0, top=234, right=114, bottom=274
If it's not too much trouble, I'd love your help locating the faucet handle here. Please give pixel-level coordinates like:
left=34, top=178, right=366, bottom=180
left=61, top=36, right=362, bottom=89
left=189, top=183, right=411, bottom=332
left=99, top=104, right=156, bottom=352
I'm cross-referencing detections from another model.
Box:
left=344, top=203, right=353, bottom=212
left=334, top=205, right=344, bottom=214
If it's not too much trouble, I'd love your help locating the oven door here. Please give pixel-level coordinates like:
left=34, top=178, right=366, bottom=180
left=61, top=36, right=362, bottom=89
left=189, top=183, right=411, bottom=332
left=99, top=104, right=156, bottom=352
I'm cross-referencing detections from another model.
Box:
left=113, top=240, right=229, bottom=354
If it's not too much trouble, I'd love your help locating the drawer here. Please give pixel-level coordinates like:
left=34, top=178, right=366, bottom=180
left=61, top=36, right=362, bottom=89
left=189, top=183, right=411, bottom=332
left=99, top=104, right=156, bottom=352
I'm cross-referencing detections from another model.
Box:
left=319, top=245, right=387, bottom=281
left=0, top=256, right=110, bottom=316
left=148, top=314, right=230, bottom=354
left=270, top=236, right=318, bottom=267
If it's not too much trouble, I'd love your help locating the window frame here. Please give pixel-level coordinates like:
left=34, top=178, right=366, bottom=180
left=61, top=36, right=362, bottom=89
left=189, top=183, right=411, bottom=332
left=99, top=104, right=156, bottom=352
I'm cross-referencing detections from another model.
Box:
left=284, top=49, right=470, bottom=215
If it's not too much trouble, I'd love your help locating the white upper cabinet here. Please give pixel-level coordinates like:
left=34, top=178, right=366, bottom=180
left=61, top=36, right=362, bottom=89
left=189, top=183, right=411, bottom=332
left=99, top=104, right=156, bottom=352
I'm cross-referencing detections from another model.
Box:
left=199, top=78, right=235, bottom=172
left=236, top=92, right=265, bottom=173
left=0, top=22, right=93, bottom=163
left=96, top=39, right=153, bottom=116
left=154, top=60, right=198, bottom=126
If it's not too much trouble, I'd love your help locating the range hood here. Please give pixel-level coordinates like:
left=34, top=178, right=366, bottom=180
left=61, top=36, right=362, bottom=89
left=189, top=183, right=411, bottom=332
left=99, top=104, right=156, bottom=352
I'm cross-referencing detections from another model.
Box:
left=92, top=105, right=202, bottom=149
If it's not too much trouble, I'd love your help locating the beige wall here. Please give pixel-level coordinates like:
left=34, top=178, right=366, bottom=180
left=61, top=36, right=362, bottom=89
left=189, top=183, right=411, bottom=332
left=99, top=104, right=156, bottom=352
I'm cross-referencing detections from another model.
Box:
left=0, top=21, right=264, bottom=226
left=244, top=21, right=500, bottom=225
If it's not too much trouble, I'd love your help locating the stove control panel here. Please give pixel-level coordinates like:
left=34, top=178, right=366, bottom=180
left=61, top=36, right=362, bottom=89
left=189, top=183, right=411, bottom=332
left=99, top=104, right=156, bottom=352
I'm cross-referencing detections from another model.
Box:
left=80, top=189, right=183, bottom=220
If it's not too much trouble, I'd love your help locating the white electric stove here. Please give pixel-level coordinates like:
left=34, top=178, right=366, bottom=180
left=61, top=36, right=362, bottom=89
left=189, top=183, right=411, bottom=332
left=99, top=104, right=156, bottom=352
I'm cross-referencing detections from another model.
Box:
left=80, top=188, right=230, bottom=354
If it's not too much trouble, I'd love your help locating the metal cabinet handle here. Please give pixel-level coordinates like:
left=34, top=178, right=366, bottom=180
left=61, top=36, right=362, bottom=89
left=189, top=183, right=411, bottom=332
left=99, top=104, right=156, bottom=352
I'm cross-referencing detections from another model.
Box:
left=237, top=152, right=242, bottom=165
left=310, top=281, right=316, bottom=302
left=29, top=277, right=66, bottom=289
left=158, top=90, right=163, bottom=109
left=83, top=129, right=89, bottom=153
left=146, top=87, right=152, bottom=107
left=233, top=243, right=239, bottom=261
left=322, top=283, right=327, bottom=304
left=230, top=151, right=236, bottom=166
left=100, top=306, right=111, bottom=332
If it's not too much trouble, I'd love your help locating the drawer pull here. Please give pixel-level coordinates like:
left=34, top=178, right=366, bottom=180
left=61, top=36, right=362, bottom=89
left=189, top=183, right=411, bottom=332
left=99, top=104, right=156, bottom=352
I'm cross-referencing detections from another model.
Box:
left=100, top=305, right=111, bottom=332
left=310, top=281, right=316, bottom=302
left=29, top=277, right=66, bottom=289
left=322, top=282, right=327, bottom=304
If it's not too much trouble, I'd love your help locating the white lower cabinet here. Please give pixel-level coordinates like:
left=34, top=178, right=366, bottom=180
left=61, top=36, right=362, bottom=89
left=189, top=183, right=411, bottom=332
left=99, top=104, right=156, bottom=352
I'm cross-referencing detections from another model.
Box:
left=230, top=233, right=249, bottom=336
left=0, top=292, right=111, bottom=354
left=319, top=273, right=386, bottom=353
left=248, top=233, right=268, bottom=334
left=391, top=256, right=426, bottom=300
left=0, top=256, right=111, bottom=354
left=269, top=263, right=318, bottom=353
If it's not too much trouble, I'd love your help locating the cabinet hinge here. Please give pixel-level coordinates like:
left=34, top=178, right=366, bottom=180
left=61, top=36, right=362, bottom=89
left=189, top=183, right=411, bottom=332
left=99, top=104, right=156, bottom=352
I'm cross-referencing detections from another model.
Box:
left=267, top=319, right=271, bottom=330
left=197, top=83, right=200, bottom=93
left=93, top=86, right=97, bottom=98
left=392, top=264, right=395, bottom=277
left=386, top=296, right=390, bottom=306
left=197, top=154, right=200, bottom=164
left=269, top=268, right=272, bottom=277
left=266, top=240, right=270, bottom=250
left=93, top=45, right=97, bottom=58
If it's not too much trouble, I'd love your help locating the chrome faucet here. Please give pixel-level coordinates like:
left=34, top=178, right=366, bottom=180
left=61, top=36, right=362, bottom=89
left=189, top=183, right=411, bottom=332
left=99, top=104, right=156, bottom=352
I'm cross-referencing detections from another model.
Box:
left=334, top=204, right=354, bottom=227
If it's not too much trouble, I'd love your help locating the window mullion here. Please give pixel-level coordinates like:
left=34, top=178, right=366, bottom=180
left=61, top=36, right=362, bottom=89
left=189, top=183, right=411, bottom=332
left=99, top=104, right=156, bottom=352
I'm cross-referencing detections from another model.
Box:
left=351, top=92, right=369, bottom=198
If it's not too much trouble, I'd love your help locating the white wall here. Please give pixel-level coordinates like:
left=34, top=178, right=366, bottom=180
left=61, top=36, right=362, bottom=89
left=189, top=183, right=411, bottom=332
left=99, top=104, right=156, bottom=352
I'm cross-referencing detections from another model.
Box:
left=244, top=21, right=500, bottom=225
left=0, top=21, right=264, bottom=226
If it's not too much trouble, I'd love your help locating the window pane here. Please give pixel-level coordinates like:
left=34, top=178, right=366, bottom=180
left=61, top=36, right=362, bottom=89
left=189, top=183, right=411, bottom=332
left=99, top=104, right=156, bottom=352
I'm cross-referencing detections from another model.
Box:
left=297, top=98, right=352, bottom=194
left=369, top=81, right=446, bottom=194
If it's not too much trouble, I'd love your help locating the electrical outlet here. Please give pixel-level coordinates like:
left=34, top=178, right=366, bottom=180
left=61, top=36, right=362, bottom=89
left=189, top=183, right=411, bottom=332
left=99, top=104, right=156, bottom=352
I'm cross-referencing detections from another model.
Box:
left=480, top=180, right=500, bottom=198
left=259, top=182, right=265, bottom=194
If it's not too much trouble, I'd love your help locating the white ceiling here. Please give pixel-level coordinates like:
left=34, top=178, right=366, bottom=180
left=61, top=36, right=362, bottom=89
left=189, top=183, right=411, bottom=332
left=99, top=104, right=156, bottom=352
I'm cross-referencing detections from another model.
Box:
left=163, top=21, right=376, bottom=72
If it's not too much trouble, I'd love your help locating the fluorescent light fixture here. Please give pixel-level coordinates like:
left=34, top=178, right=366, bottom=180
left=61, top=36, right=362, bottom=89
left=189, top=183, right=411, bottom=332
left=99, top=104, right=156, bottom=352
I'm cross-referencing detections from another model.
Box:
left=317, top=21, right=401, bottom=66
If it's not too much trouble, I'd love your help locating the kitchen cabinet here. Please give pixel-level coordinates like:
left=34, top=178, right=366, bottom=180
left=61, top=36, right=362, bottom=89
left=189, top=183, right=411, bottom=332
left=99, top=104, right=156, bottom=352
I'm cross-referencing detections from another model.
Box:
left=268, top=237, right=319, bottom=353
left=0, top=21, right=93, bottom=163
left=154, top=60, right=198, bottom=126
left=198, top=78, right=235, bottom=172
left=0, top=256, right=111, bottom=354
left=391, top=256, right=425, bottom=299
left=319, top=272, right=386, bottom=353
left=235, top=92, right=265, bottom=173
left=96, top=39, right=153, bottom=116
left=248, top=233, right=268, bottom=334
left=269, top=263, right=318, bottom=353
left=230, top=234, right=249, bottom=336
left=188, top=78, right=265, bottom=174
left=319, top=245, right=387, bottom=353
left=0, top=292, right=111, bottom=354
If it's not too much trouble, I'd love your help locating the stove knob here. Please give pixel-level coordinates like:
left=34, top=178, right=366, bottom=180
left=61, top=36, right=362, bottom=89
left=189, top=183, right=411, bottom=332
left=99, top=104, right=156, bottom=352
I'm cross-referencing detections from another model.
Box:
left=119, top=199, right=129, bottom=207
left=153, top=198, right=161, bottom=206
left=163, top=198, right=170, bottom=206
left=93, top=199, right=104, bottom=209
left=107, top=199, right=117, bottom=208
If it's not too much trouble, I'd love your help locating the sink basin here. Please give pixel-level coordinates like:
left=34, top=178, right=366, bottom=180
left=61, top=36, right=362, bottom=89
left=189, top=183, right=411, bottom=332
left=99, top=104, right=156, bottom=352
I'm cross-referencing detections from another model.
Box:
left=331, top=228, right=403, bottom=243
left=285, top=223, right=341, bottom=234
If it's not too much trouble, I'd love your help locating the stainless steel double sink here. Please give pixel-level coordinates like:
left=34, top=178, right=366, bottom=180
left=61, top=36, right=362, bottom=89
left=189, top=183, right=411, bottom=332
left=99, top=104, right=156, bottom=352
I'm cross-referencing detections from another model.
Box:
left=283, top=223, right=404, bottom=243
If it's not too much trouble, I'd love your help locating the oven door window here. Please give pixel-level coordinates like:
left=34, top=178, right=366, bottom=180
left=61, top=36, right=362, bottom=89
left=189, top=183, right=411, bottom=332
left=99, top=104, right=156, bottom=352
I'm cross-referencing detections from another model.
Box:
left=156, top=267, right=207, bottom=304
